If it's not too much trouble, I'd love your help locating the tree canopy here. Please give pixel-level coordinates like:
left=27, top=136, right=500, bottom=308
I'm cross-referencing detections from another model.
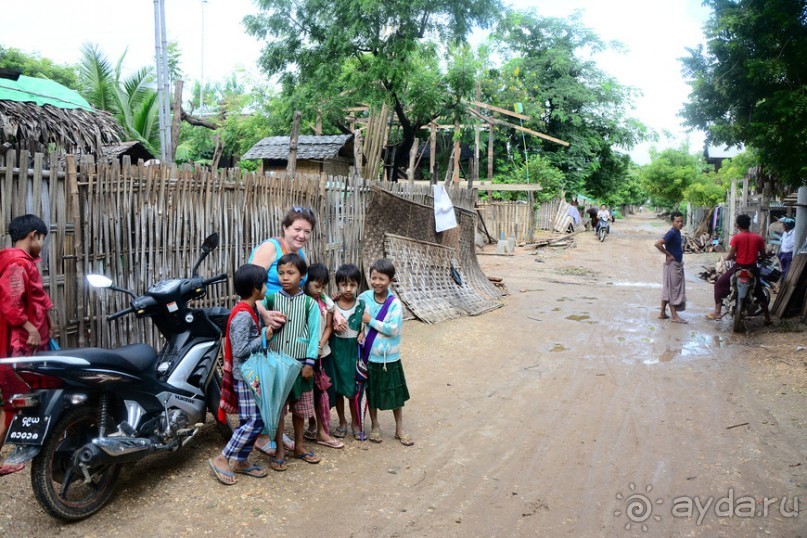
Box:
left=0, top=45, right=79, bottom=89
left=484, top=11, right=647, bottom=198
left=243, top=0, right=502, bottom=178
left=680, top=0, right=807, bottom=186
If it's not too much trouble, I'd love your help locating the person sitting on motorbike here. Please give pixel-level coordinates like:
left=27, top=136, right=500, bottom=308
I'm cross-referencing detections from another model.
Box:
left=596, top=205, right=611, bottom=233
left=706, top=214, right=772, bottom=324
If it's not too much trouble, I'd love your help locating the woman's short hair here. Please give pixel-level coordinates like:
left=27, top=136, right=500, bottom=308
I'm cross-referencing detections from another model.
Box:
left=282, top=206, right=317, bottom=230
left=233, top=264, right=266, bottom=298
left=335, top=263, right=362, bottom=284
left=369, top=258, right=396, bottom=279
left=277, top=253, right=308, bottom=275
left=307, top=263, right=329, bottom=284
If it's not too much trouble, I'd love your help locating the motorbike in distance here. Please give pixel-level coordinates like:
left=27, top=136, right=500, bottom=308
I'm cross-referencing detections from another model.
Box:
left=0, top=233, right=232, bottom=521
left=596, top=216, right=610, bottom=242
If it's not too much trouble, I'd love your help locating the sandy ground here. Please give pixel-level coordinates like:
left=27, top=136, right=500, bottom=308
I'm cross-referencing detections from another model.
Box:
left=1, top=212, right=804, bottom=537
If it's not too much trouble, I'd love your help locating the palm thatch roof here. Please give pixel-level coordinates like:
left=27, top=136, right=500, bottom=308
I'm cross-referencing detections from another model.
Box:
left=0, top=73, right=122, bottom=154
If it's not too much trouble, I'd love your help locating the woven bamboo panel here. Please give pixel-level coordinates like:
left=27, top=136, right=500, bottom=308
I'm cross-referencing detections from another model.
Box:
left=384, top=234, right=501, bottom=324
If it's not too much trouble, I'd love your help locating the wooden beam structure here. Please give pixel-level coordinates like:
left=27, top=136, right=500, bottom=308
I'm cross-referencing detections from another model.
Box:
left=475, top=181, right=543, bottom=192
left=467, top=107, right=569, bottom=147
left=466, top=99, right=531, bottom=121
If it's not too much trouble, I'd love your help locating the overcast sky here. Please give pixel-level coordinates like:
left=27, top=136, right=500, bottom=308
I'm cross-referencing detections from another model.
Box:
left=0, top=0, right=710, bottom=164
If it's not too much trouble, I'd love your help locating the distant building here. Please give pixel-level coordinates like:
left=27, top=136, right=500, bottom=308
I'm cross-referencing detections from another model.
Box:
left=704, top=144, right=744, bottom=171
left=242, top=134, right=354, bottom=176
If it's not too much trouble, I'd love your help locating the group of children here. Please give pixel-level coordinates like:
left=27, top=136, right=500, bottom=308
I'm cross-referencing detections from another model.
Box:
left=209, top=255, right=413, bottom=485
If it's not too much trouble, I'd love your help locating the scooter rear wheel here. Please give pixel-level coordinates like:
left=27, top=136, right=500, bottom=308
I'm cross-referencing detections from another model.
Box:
left=31, top=406, right=121, bottom=521
left=733, top=296, right=745, bottom=333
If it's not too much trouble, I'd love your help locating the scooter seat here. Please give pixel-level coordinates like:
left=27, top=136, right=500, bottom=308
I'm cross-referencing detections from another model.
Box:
left=43, top=344, right=158, bottom=373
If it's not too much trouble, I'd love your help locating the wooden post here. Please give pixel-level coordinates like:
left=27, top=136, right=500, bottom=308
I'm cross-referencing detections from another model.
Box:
left=452, top=120, right=461, bottom=184
left=354, top=129, right=364, bottom=182
left=315, top=108, right=323, bottom=135
left=528, top=190, right=535, bottom=241
left=728, top=178, right=737, bottom=244
left=66, top=155, right=85, bottom=347
left=170, top=79, right=183, bottom=162
left=408, top=137, right=418, bottom=184
left=429, top=122, right=437, bottom=184
left=487, top=122, right=494, bottom=199
left=741, top=175, right=749, bottom=208
left=287, top=111, right=301, bottom=178
left=472, top=124, right=480, bottom=189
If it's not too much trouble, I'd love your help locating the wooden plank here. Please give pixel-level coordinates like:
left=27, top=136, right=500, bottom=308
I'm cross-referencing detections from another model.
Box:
left=475, top=182, right=543, bottom=192
left=466, top=99, right=531, bottom=121
left=467, top=107, right=569, bottom=147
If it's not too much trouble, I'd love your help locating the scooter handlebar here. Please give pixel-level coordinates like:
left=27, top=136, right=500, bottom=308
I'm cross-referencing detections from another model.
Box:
left=107, top=307, right=135, bottom=322
left=203, top=273, right=228, bottom=286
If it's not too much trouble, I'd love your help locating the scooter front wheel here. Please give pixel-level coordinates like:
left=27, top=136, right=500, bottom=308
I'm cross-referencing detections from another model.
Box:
left=598, top=227, right=606, bottom=242
left=31, top=406, right=121, bottom=521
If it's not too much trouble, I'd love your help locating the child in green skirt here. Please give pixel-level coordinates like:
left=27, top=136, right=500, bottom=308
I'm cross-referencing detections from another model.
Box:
left=358, top=259, right=413, bottom=446
left=330, top=264, right=365, bottom=439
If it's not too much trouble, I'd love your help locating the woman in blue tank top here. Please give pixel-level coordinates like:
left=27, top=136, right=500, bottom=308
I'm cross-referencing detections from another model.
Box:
left=249, top=206, right=316, bottom=328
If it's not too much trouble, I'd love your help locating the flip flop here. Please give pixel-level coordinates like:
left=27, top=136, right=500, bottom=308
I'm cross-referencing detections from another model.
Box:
left=303, top=429, right=317, bottom=441
left=208, top=459, right=237, bottom=485
left=233, top=463, right=267, bottom=478
left=294, top=451, right=321, bottom=464
left=704, top=313, right=722, bottom=321
left=369, top=431, right=382, bottom=443
left=332, top=426, right=348, bottom=438
left=255, top=440, right=276, bottom=457
left=0, top=463, right=24, bottom=476
left=316, top=438, right=344, bottom=449
left=270, top=457, right=287, bottom=472
left=670, top=319, right=688, bottom=324
left=658, top=314, right=670, bottom=320
left=395, top=433, right=415, bottom=446
left=282, top=434, right=295, bottom=451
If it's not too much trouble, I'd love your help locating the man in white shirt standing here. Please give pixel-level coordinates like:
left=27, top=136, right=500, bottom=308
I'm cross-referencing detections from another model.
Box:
left=778, top=217, right=796, bottom=279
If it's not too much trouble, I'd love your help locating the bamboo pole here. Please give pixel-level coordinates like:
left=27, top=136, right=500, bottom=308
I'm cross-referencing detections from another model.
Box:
left=429, top=122, right=437, bottom=184
left=66, top=155, right=86, bottom=347
left=288, top=111, right=301, bottom=178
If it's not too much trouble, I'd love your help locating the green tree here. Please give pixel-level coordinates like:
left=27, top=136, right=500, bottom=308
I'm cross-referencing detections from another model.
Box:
left=680, top=0, right=807, bottom=186
left=640, top=146, right=708, bottom=208
left=243, top=0, right=501, bottom=179
left=487, top=11, right=648, bottom=197
left=0, top=45, right=79, bottom=89
left=78, top=44, right=160, bottom=155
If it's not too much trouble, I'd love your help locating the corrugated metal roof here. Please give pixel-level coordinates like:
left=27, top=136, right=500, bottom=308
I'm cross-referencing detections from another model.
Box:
left=242, top=134, right=352, bottom=160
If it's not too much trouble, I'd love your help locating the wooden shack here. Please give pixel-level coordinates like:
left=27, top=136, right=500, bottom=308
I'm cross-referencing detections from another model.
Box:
left=242, top=134, right=354, bottom=176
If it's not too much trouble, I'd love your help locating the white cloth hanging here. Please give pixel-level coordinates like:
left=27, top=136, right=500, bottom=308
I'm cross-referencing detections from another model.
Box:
left=433, top=185, right=458, bottom=232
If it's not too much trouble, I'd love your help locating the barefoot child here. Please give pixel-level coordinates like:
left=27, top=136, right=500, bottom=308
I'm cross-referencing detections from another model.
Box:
left=359, top=259, right=413, bottom=446
left=209, top=264, right=272, bottom=485
left=303, top=263, right=343, bottom=449
left=262, top=253, right=322, bottom=467
left=329, top=264, right=364, bottom=439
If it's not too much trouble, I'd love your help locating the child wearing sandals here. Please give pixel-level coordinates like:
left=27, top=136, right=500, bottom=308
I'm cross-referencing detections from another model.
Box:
left=209, top=264, right=272, bottom=485
left=359, top=259, right=414, bottom=446
left=302, top=263, right=344, bottom=449
left=262, top=253, right=322, bottom=468
left=329, top=263, right=365, bottom=439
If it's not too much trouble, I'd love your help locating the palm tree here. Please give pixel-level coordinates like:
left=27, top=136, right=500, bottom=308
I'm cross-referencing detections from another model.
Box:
left=78, top=43, right=161, bottom=155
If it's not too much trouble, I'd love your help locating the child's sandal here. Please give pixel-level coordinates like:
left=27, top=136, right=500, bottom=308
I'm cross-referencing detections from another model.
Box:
left=395, top=433, right=414, bottom=446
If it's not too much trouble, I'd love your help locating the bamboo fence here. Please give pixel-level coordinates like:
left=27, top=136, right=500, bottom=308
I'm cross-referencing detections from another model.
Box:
left=0, top=149, right=477, bottom=349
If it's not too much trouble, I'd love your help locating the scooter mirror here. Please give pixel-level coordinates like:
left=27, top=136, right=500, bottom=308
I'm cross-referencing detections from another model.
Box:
left=87, top=274, right=113, bottom=288
left=202, top=233, right=219, bottom=253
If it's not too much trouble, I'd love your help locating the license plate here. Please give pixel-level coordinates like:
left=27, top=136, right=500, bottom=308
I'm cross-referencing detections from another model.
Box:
left=6, top=414, right=50, bottom=446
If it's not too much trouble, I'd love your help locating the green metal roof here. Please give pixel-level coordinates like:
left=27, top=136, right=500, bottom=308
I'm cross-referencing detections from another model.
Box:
left=0, top=74, right=93, bottom=111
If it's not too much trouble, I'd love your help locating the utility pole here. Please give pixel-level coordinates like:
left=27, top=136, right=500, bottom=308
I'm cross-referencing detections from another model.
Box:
left=200, top=0, right=207, bottom=113
left=153, top=0, right=172, bottom=162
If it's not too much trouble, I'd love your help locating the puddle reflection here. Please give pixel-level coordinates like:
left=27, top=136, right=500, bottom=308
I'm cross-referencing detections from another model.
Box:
left=642, top=333, right=730, bottom=364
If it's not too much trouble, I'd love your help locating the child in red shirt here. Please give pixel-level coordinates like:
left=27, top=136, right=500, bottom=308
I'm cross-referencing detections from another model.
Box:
left=0, top=214, right=55, bottom=475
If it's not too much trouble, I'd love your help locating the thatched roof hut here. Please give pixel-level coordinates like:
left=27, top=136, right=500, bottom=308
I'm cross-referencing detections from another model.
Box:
left=243, top=134, right=354, bottom=176
left=0, top=71, right=122, bottom=155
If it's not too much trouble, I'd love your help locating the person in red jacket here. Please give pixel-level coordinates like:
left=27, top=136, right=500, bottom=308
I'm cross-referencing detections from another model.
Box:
left=0, top=214, right=55, bottom=475
left=706, top=214, right=772, bottom=324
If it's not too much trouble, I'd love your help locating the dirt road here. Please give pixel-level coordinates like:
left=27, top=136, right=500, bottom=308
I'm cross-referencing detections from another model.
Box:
left=1, top=212, right=804, bottom=537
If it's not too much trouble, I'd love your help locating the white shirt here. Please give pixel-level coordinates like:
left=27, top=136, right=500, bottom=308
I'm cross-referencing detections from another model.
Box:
left=780, top=229, right=795, bottom=253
